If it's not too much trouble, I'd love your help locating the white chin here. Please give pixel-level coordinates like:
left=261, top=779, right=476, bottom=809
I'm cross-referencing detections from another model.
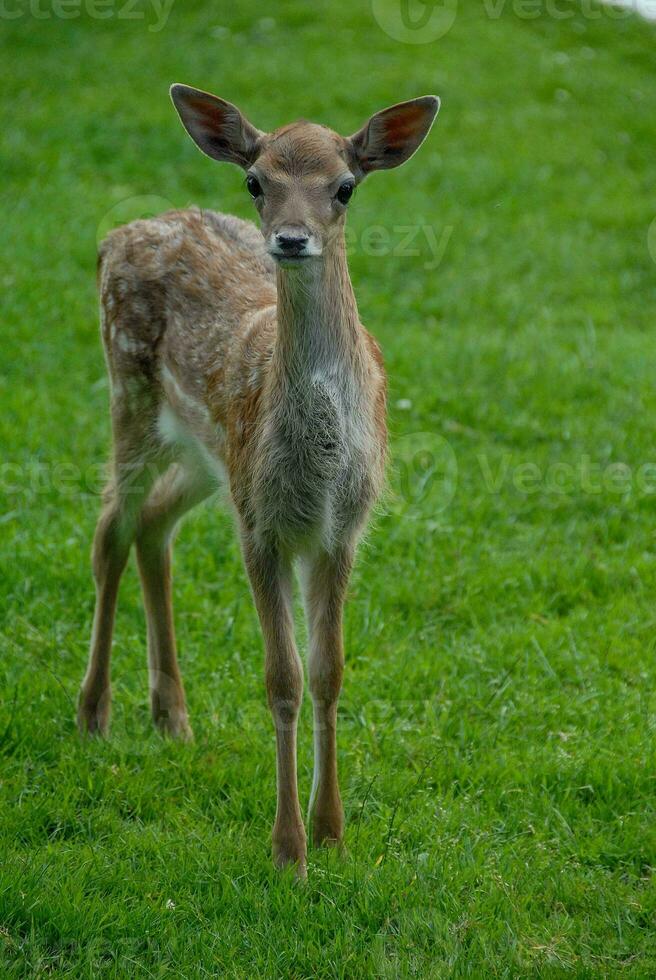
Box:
left=273, top=254, right=318, bottom=267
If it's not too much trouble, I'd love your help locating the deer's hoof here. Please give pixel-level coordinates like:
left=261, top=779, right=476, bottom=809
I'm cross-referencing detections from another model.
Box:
left=273, top=826, right=307, bottom=879
left=153, top=707, right=193, bottom=741
left=313, top=832, right=346, bottom=854
left=310, top=801, right=344, bottom=849
left=77, top=690, right=111, bottom=737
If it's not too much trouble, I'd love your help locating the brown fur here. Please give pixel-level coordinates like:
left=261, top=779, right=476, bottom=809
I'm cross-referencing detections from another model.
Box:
left=78, top=88, right=439, bottom=877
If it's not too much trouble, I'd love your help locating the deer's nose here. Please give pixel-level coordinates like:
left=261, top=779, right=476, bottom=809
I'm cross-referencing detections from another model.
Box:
left=276, top=231, right=310, bottom=255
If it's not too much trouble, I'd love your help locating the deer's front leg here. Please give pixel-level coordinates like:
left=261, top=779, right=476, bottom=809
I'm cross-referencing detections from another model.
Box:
left=242, top=535, right=306, bottom=876
left=302, top=545, right=353, bottom=848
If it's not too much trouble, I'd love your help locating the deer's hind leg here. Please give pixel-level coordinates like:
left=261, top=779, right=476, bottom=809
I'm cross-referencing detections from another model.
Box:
left=78, top=432, right=165, bottom=737
left=135, top=462, right=215, bottom=739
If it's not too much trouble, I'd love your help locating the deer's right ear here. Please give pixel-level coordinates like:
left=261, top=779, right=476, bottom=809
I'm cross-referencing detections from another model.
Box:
left=170, top=84, right=263, bottom=169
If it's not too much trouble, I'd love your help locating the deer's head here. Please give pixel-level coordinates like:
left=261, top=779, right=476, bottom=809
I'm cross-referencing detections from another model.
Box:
left=170, top=84, right=439, bottom=266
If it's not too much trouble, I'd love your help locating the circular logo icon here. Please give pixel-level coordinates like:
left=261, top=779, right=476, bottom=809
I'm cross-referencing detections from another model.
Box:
left=388, top=430, right=458, bottom=518
left=96, top=194, right=177, bottom=248
left=371, top=0, right=458, bottom=44
left=648, top=216, right=656, bottom=266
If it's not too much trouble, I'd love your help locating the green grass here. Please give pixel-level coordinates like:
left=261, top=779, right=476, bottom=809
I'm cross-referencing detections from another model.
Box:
left=2, top=0, right=656, bottom=975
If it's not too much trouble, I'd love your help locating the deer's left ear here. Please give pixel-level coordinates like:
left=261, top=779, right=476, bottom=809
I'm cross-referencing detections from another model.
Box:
left=348, top=96, right=440, bottom=177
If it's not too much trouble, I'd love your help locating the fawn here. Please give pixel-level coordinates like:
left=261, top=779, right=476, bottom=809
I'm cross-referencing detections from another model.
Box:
left=78, top=84, right=439, bottom=875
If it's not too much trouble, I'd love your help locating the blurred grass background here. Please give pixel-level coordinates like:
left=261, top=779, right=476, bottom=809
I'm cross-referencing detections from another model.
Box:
left=1, top=0, right=656, bottom=974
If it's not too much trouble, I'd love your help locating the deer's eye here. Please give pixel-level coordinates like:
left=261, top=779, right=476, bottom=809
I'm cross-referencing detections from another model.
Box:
left=246, top=174, right=262, bottom=199
left=336, top=180, right=355, bottom=205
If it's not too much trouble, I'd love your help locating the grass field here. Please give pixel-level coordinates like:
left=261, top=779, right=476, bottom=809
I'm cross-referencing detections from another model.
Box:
left=2, top=0, right=656, bottom=975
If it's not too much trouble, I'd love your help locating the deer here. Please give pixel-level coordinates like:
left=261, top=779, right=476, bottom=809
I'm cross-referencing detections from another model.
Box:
left=77, top=83, right=439, bottom=876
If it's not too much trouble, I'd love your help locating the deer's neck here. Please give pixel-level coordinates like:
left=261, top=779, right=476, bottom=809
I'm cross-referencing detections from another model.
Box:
left=274, top=238, right=362, bottom=383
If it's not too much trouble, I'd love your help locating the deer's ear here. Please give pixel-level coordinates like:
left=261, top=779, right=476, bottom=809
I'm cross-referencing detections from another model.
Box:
left=170, top=84, right=263, bottom=169
left=348, top=96, right=440, bottom=177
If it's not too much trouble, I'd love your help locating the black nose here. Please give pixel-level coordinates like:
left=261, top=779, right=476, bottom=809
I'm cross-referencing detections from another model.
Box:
left=276, top=233, right=309, bottom=256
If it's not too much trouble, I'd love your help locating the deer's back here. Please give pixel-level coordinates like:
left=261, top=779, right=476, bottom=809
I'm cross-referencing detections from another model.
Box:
left=98, top=208, right=276, bottom=391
